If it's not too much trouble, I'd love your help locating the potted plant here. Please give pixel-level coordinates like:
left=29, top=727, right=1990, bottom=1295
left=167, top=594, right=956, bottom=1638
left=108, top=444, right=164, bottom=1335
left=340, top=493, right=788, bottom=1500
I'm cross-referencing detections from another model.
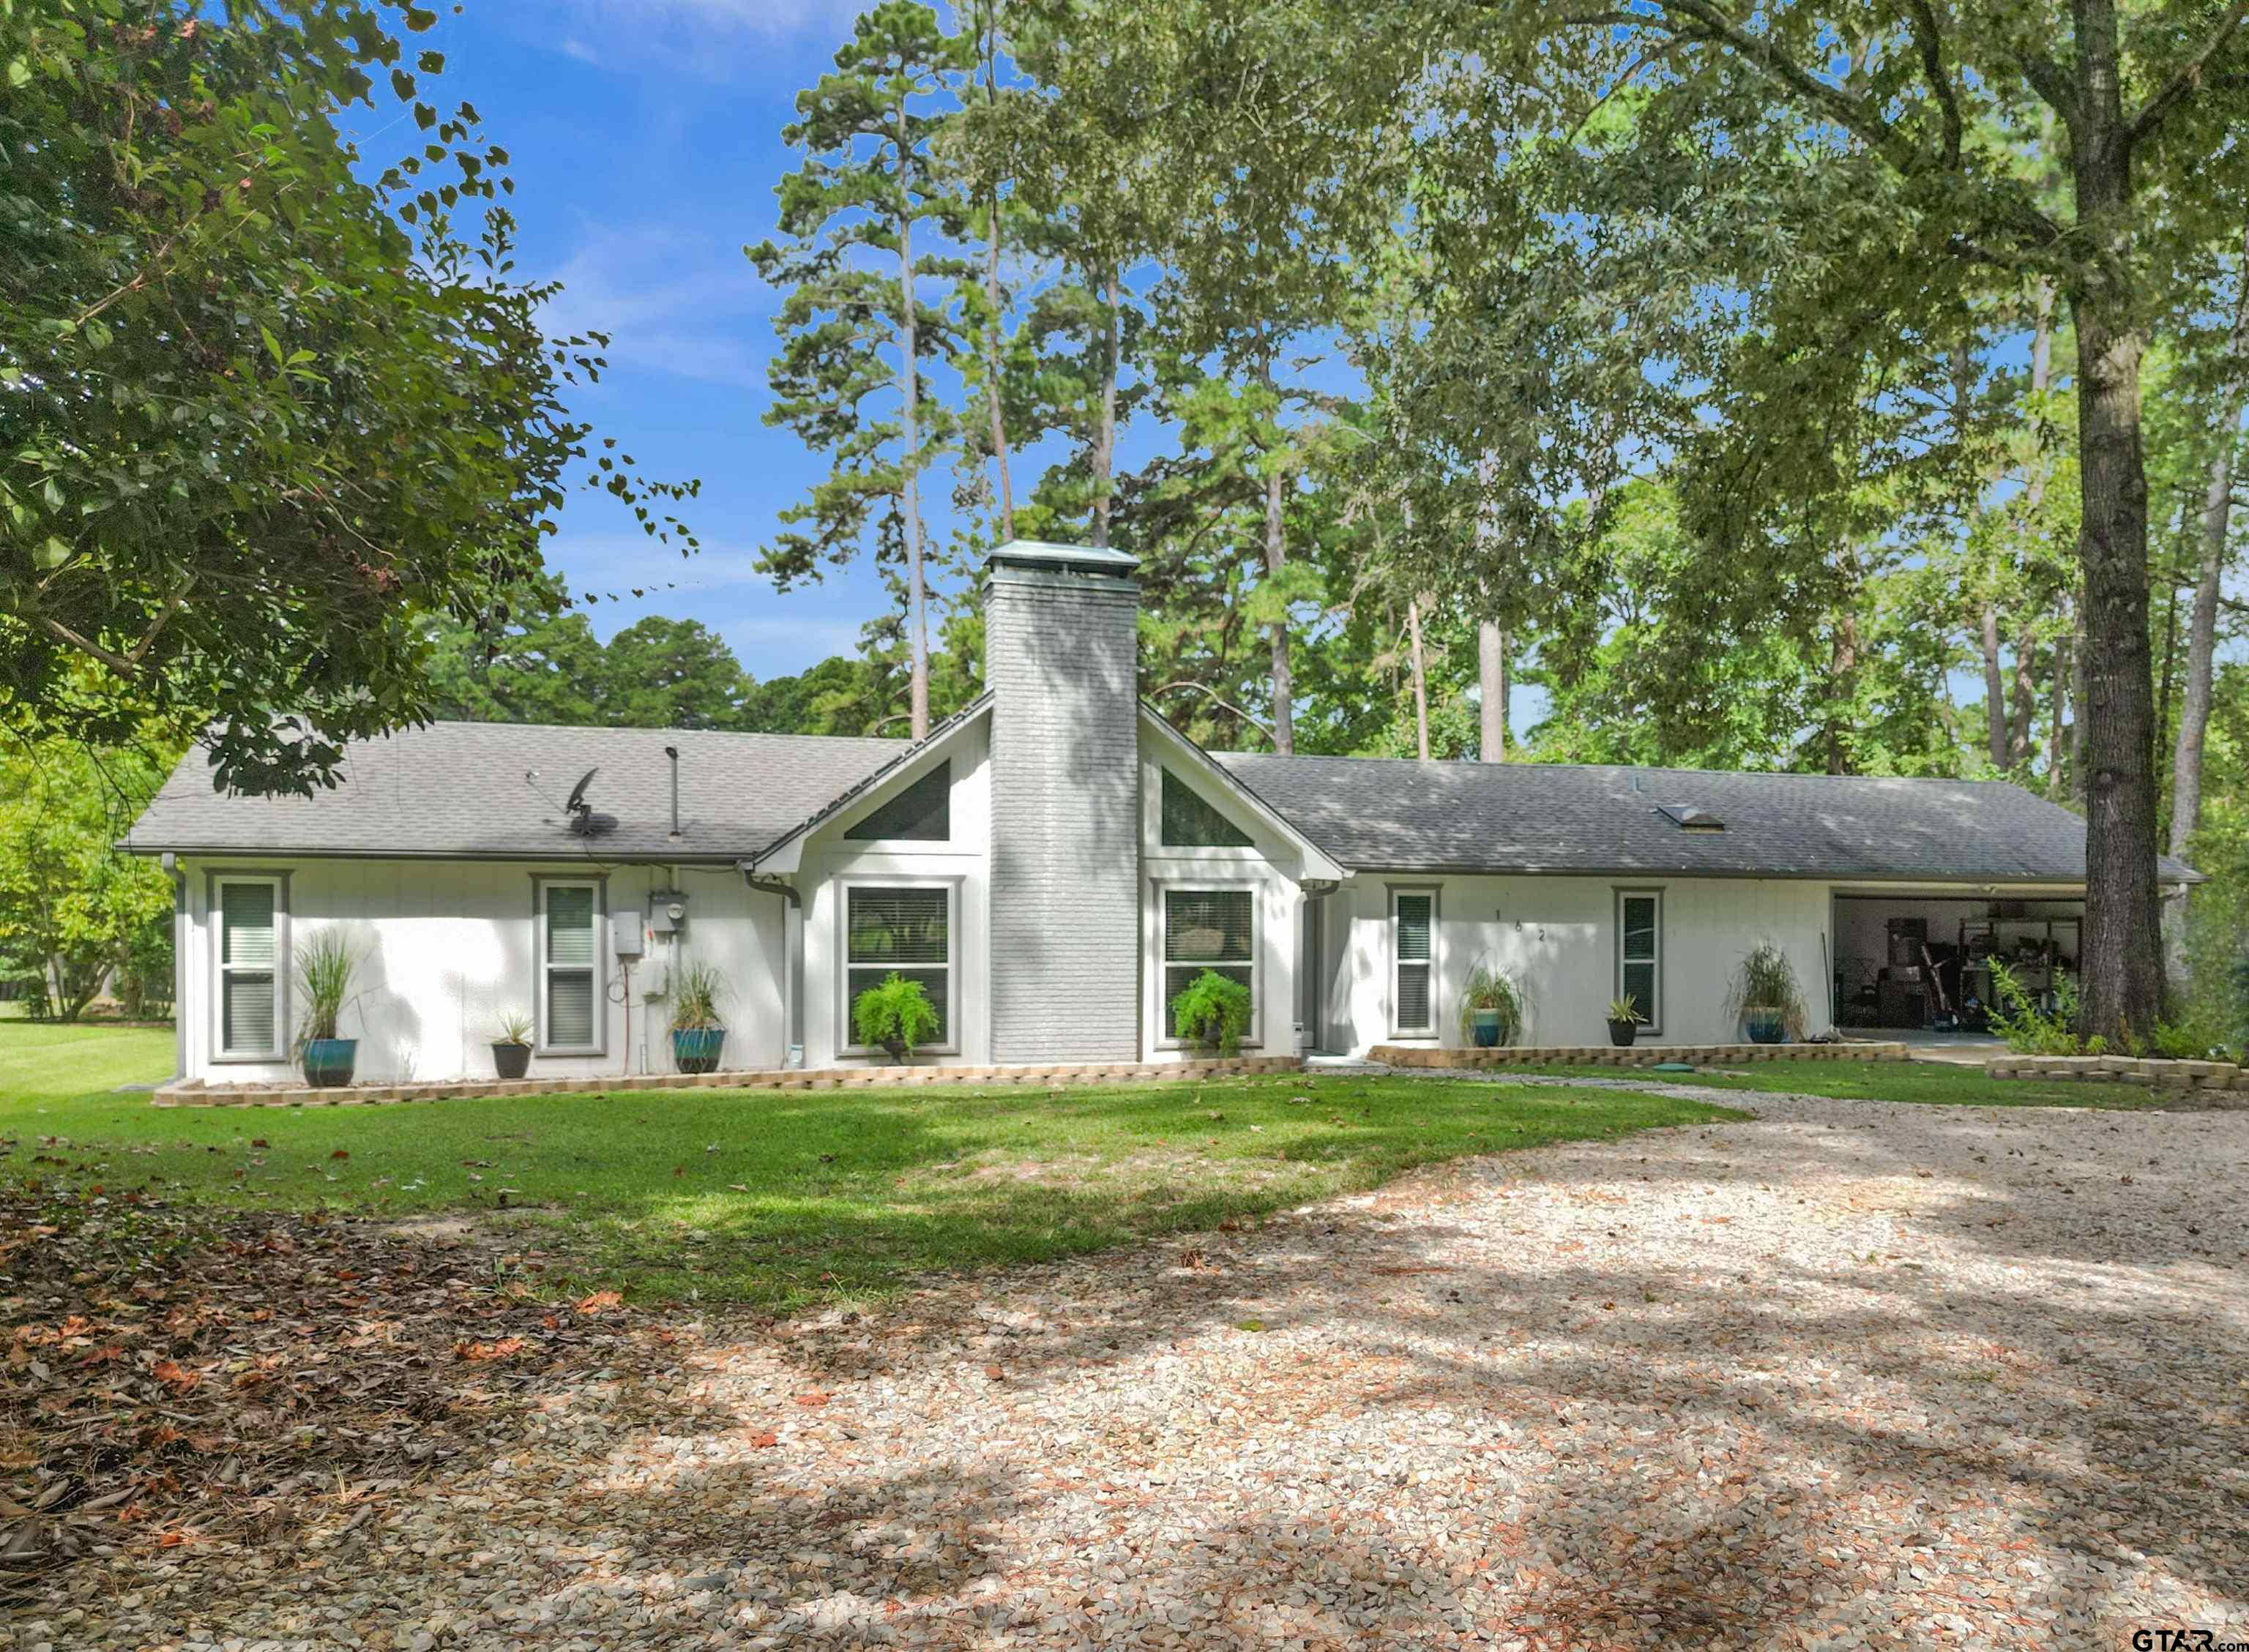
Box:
left=1606, top=995, right=1641, bottom=1048
left=294, top=931, right=360, bottom=1088
left=1170, top=968, right=1253, bottom=1056
left=1728, top=940, right=1805, bottom=1044
left=491, top=1011, right=534, bottom=1080
left=853, top=971, right=941, bottom=1061
left=669, top=960, right=729, bottom=1074
left=1456, top=959, right=1523, bottom=1049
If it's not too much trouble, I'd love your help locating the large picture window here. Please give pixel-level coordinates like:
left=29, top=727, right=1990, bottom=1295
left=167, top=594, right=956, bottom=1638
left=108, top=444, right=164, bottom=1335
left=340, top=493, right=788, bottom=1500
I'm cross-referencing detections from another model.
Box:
left=1616, top=889, right=1663, bottom=1034
left=1390, top=887, right=1436, bottom=1036
left=846, top=884, right=952, bottom=1046
left=539, top=878, right=603, bottom=1053
left=215, top=875, right=284, bottom=1058
left=1162, top=886, right=1256, bottom=1040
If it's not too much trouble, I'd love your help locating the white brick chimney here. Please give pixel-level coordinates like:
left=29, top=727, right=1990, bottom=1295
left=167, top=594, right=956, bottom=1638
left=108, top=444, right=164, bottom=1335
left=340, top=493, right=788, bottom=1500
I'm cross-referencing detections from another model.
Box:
left=982, top=540, right=1143, bottom=1064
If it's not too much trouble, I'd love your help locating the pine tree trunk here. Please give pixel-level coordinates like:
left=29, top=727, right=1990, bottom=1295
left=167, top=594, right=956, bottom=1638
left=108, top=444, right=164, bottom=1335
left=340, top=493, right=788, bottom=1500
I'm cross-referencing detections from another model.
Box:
left=2008, top=618, right=2038, bottom=768
left=2049, top=620, right=2070, bottom=801
left=897, top=103, right=929, bottom=741
left=1264, top=462, right=1293, bottom=754
left=1478, top=618, right=1507, bottom=761
left=984, top=201, right=1014, bottom=543
left=1091, top=266, right=1120, bottom=549
left=2067, top=3, right=2166, bottom=1042
left=2168, top=216, right=2249, bottom=862
left=1980, top=605, right=2009, bottom=769
left=1406, top=595, right=1430, bottom=761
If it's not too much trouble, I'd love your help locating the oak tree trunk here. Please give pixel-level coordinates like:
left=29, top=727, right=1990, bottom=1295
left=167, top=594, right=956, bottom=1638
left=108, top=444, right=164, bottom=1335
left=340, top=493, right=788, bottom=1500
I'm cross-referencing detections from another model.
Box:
left=2066, top=23, right=2166, bottom=1040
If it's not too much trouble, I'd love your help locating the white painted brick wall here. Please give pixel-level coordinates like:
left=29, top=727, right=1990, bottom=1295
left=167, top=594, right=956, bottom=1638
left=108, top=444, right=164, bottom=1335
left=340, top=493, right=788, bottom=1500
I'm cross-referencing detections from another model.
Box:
left=985, top=564, right=1142, bottom=1062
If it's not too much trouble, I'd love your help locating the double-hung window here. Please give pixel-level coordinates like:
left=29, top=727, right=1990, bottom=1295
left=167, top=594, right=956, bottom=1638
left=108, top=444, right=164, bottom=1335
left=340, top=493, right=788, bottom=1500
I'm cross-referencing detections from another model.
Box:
left=1162, top=886, right=1256, bottom=1042
left=539, top=878, right=603, bottom=1053
left=1616, top=889, right=1663, bottom=1033
left=1390, top=887, right=1437, bottom=1036
left=214, top=875, right=285, bottom=1058
left=846, top=884, right=953, bottom=1047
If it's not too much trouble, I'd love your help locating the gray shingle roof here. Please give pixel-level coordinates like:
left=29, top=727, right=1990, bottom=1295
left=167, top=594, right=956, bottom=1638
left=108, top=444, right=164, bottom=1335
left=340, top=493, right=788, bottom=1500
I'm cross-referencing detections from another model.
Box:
left=1209, top=754, right=2203, bottom=885
left=127, top=721, right=905, bottom=861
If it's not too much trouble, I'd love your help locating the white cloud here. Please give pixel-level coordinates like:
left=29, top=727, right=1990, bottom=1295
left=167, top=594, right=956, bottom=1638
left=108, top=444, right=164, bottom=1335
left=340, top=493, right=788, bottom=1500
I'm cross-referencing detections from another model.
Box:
left=534, top=0, right=873, bottom=68
left=545, top=533, right=769, bottom=599
left=538, top=225, right=773, bottom=388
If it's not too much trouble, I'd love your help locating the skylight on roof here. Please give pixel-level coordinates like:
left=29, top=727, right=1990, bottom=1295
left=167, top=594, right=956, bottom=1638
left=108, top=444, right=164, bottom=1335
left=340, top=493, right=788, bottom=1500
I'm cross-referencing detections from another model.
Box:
left=1656, top=804, right=1726, bottom=831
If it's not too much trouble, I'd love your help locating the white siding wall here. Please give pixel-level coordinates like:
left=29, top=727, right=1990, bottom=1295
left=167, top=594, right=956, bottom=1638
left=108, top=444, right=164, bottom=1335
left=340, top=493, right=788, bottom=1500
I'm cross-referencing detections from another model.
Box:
left=180, top=857, right=786, bottom=1084
left=1327, top=873, right=1838, bottom=1053
left=796, top=719, right=992, bottom=1070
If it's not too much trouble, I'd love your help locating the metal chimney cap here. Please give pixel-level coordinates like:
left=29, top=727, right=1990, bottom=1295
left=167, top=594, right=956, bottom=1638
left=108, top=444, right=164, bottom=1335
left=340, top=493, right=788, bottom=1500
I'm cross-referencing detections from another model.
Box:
left=986, top=539, right=1139, bottom=578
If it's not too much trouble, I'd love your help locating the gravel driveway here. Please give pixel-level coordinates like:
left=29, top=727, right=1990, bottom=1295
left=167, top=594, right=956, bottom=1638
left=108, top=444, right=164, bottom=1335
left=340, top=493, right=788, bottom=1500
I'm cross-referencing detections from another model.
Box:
left=31, top=1082, right=2249, bottom=1651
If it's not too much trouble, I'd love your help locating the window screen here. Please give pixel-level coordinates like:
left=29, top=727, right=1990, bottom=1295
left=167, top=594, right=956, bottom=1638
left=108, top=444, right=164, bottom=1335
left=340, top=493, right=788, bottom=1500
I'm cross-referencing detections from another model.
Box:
left=1619, top=892, right=1660, bottom=1029
left=1393, top=891, right=1434, bottom=1034
left=218, top=881, right=278, bottom=1055
left=1163, top=887, right=1254, bottom=1020
left=544, top=883, right=599, bottom=1049
left=847, top=886, right=950, bottom=1044
left=1161, top=769, right=1253, bottom=848
left=846, top=760, right=951, bottom=842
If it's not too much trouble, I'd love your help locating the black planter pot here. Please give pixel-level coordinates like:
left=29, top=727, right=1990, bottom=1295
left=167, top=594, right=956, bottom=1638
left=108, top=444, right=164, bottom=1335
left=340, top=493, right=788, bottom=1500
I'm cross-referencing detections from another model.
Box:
left=492, top=1042, right=532, bottom=1080
left=1607, top=1019, right=1640, bottom=1049
left=880, top=1037, right=909, bottom=1063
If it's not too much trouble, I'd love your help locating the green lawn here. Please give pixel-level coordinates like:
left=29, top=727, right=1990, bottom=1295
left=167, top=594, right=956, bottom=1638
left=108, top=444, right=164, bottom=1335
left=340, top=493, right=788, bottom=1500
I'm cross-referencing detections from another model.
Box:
left=0, top=1016, right=1740, bottom=1309
left=1511, top=1058, right=2164, bottom=1107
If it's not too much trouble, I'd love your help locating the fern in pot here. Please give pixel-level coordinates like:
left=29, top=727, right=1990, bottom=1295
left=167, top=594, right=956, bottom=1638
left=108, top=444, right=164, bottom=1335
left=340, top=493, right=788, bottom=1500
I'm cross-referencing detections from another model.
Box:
left=668, top=960, right=729, bottom=1074
left=1728, top=941, right=1806, bottom=1044
left=491, top=1010, right=534, bottom=1080
left=1456, top=959, right=1523, bottom=1049
left=1171, top=968, right=1253, bottom=1056
left=294, top=931, right=361, bottom=1088
left=853, top=971, right=941, bottom=1061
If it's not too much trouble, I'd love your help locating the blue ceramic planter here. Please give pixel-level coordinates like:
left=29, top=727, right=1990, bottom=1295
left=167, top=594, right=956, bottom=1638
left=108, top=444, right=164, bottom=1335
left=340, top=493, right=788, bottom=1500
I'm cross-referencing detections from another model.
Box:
left=302, top=1037, right=358, bottom=1088
left=1744, top=1010, right=1787, bottom=1045
left=1469, top=1008, right=1505, bottom=1048
left=672, top=1027, right=726, bottom=1075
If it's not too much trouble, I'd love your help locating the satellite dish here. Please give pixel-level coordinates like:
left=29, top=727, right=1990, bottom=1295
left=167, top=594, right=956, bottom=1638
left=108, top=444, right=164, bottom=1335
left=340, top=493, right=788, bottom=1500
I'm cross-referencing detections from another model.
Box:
left=564, top=767, right=599, bottom=816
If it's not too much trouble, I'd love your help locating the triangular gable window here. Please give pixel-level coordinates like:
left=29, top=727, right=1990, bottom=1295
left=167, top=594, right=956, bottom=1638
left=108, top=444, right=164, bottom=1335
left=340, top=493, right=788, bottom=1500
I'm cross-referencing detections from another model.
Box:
left=1162, top=768, right=1253, bottom=848
left=847, top=760, right=950, bottom=842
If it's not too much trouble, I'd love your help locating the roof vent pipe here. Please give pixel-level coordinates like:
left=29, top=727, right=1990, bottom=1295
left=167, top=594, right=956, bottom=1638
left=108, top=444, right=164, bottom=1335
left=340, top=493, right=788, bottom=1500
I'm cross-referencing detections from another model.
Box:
left=665, top=746, right=681, bottom=840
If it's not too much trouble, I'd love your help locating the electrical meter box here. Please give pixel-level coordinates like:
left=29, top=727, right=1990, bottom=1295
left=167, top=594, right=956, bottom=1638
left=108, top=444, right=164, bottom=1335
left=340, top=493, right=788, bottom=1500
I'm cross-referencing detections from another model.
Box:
left=646, top=892, right=687, bottom=935
left=611, top=912, right=646, bottom=957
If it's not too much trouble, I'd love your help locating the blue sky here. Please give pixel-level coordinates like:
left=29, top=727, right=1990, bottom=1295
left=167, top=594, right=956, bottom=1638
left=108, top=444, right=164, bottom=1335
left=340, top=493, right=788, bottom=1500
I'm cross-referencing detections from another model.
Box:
left=354, top=0, right=894, bottom=679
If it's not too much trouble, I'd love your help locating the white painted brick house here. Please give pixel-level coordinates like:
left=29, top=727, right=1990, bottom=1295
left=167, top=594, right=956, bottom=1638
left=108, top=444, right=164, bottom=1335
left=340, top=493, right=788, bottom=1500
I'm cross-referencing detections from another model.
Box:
left=127, top=541, right=2198, bottom=1085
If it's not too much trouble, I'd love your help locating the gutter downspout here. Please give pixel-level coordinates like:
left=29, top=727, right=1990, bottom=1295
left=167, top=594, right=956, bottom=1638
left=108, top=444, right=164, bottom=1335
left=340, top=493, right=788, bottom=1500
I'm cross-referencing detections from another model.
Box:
left=741, top=863, right=802, bottom=1069
left=160, top=853, right=185, bottom=1083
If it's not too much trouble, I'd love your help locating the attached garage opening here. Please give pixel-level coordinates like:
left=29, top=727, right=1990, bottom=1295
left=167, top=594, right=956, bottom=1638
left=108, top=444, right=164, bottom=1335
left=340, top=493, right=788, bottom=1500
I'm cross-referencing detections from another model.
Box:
left=1830, top=892, right=2084, bottom=1035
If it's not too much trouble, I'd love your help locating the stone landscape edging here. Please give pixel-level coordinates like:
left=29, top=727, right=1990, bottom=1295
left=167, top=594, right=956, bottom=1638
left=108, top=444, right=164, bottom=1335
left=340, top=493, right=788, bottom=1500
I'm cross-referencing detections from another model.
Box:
left=1986, top=1053, right=2249, bottom=1090
left=151, top=1054, right=1305, bottom=1108
left=1369, top=1040, right=1909, bottom=1067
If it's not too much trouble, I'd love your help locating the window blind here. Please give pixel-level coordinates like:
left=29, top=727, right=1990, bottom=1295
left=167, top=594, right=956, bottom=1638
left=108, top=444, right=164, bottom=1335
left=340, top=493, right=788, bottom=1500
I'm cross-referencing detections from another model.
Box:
left=1163, top=888, right=1253, bottom=1020
left=544, top=883, right=598, bottom=1049
left=218, top=881, right=277, bottom=1055
left=848, top=886, right=950, bottom=1044
left=1394, top=892, right=1433, bottom=1033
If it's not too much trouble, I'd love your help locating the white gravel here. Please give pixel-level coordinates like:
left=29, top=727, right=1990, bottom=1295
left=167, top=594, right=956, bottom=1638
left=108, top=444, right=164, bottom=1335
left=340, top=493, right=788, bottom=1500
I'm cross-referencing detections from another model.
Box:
left=22, top=1081, right=2249, bottom=1651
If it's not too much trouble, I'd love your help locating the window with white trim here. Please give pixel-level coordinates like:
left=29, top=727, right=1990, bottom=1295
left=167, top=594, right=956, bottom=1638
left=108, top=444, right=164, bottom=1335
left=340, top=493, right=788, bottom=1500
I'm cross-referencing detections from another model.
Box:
left=1160, top=769, right=1253, bottom=848
left=846, top=884, right=952, bottom=1047
left=215, top=876, right=283, bottom=1057
left=540, top=880, right=603, bottom=1053
left=846, top=760, right=951, bottom=842
left=1390, top=887, right=1436, bottom=1036
left=1162, top=886, right=1256, bottom=1040
left=1616, top=889, right=1663, bottom=1033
